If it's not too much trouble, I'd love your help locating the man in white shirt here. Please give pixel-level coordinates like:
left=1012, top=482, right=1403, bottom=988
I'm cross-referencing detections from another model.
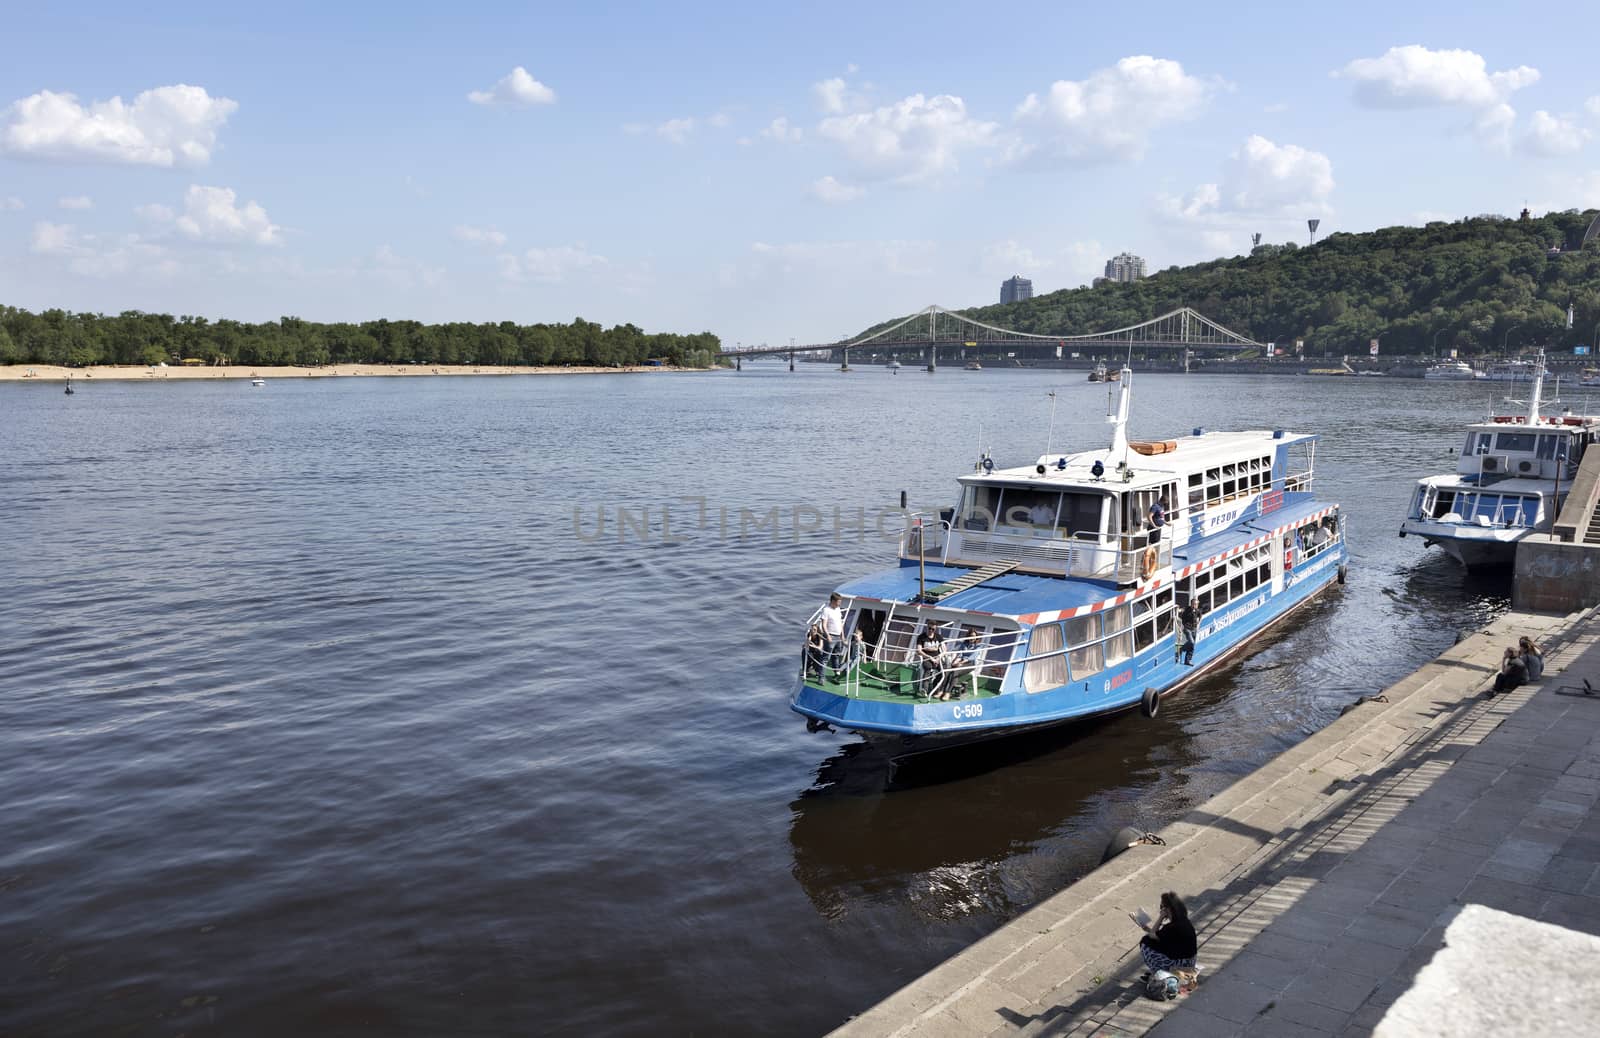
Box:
left=1029, top=498, right=1056, bottom=527
left=821, top=593, right=846, bottom=677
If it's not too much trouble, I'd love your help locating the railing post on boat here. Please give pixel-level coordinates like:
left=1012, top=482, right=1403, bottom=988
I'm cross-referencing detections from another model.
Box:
left=918, top=516, right=927, bottom=601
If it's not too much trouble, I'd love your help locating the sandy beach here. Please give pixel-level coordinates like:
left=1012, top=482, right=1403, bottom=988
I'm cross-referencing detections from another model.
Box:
left=0, top=363, right=686, bottom=382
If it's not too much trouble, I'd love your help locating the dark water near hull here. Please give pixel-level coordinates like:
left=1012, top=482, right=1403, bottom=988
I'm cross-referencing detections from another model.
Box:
left=1, top=370, right=1516, bottom=1036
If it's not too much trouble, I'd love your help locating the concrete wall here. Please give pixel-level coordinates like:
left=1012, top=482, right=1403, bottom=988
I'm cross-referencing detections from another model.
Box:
left=1513, top=535, right=1600, bottom=612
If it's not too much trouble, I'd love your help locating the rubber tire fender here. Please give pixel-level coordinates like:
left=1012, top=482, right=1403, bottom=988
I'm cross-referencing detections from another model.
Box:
left=1141, top=686, right=1161, bottom=719
left=1337, top=563, right=1348, bottom=584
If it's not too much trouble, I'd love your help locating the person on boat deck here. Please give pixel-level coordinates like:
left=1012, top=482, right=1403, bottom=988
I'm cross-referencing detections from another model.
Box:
left=1492, top=646, right=1527, bottom=695
left=917, top=622, right=948, bottom=698
left=1138, top=891, right=1198, bottom=975
left=1519, top=636, right=1545, bottom=681
left=1028, top=499, right=1056, bottom=527
left=805, top=623, right=829, bottom=680
left=821, top=593, right=846, bottom=677
left=842, top=629, right=866, bottom=675
left=955, top=625, right=984, bottom=663
left=1176, top=601, right=1200, bottom=666
left=1147, top=499, right=1167, bottom=545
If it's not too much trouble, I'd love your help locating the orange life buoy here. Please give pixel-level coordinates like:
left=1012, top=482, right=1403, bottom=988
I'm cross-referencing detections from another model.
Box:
left=1140, top=545, right=1158, bottom=579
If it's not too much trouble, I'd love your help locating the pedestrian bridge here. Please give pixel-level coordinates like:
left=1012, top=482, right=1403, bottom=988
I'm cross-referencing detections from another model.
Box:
left=720, top=306, right=1263, bottom=368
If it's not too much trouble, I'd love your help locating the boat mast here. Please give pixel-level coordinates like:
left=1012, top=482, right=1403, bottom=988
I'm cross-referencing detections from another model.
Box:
left=1107, top=366, right=1132, bottom=457
left=1527, top=348, right=1545, bottom=424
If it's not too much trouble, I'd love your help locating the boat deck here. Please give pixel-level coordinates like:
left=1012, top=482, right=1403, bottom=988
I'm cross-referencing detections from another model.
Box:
left=807, top=660, right=1004, bottom=704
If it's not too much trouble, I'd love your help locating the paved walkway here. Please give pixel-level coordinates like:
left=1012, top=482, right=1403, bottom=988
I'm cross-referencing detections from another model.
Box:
left=831, top=606, right=1600, bottom=1038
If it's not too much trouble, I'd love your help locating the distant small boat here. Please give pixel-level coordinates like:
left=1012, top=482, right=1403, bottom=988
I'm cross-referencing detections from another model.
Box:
left=886, top=360, right=901, bottom=371
left=64, top=383, right=75, bottom=395
left=251, top=378, right=266, bottom=387
left=965, top=360, right=982, bottom=371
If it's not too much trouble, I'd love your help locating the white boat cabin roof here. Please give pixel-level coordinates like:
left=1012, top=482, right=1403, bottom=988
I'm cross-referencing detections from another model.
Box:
left=959, top=428, right=1313, bottom=494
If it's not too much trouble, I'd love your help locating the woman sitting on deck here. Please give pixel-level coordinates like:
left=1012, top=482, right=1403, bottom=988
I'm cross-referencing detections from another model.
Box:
left=1138, top=891, right=1198, bottom=975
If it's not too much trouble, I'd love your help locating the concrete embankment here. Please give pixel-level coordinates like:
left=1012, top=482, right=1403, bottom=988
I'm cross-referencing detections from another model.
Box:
left=831, top=604, right=1600, bottom=1038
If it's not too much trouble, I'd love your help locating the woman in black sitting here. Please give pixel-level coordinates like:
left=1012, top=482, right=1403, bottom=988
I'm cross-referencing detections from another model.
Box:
left=1138, top=891, right=1197, bottom=975
left=1492, top=646, right=1527, bottom=695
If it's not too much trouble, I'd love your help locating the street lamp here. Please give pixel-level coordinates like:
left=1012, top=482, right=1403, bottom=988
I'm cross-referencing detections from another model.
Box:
left=1502, top=325, right=1520, bottom=353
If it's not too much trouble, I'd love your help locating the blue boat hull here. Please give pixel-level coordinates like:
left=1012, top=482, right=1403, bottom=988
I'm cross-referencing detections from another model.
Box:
left=790, top=544, right=1346, bottom=744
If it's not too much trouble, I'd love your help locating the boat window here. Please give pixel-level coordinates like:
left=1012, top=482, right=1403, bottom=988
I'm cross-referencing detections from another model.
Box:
left=982, top=630, right=1021, bottom=679
left=1497, top=432, right=1537, bottom=453
left=1024, top=623, right=1067, bottom=692
left=1058, top=492, right=1105, bottom=539
left=1537, top=436, right=1558, bottom=461
left=1431, top=490, right=1455, bottom=519
left=1104, top=605, right=1133, bottom=665
left=959, top=485, right=999, bottom=531
left=1002, top=489, right=1060, bottom=530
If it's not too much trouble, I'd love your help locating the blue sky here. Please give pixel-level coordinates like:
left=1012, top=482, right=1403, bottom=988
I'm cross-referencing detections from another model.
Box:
left=2, top=1, right=1598, bottom=347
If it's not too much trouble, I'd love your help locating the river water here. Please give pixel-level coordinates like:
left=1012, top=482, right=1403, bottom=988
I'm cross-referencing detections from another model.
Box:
left=1, top=368, right=1520, bottom=1036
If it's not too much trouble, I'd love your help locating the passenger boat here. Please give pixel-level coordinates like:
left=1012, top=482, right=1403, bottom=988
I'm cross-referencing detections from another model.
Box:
left=1423, top=361, right=1485, bottom=381
left=1578, top=368, right=1600, bottom=388
left=1399, top=351, right=1600, bottom=569
left=790, top=368, right=1349, bottom=749
left=1087, top=361, right=1121, bottom=383
left=1483, top=359, right=1535, bottom=383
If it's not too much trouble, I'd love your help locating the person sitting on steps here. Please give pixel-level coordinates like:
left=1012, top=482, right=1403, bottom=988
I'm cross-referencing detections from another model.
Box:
left=1138, top=891, right=1198, bottom=977
left=1491, top=646, right=1527, bottom=695
left=1519, top=636, right=1544, bottom=682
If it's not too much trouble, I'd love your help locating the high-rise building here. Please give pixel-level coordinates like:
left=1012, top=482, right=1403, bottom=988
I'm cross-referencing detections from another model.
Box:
left=1104, top=252, right=1147, bottom=282
left=1000, top=275, right=1033, bottom=304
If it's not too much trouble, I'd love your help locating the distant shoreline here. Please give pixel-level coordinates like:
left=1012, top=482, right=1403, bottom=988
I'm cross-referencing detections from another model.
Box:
left=0, top=363, right=688, bottom=383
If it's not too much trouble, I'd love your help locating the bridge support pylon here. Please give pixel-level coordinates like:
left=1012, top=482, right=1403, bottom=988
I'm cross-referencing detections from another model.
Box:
left=840, top=347, right=850, bottom=372
left=926, top=345, right=936, bottom=374
left=735, top=356, right=742, bottom=372
left=788, top=351, right=795, bottom=372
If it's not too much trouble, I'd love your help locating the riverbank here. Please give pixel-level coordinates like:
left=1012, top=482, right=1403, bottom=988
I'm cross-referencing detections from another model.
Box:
left=0, top=363, right=685, bottom=382
left=832, top=604, right=1600, bottom=1037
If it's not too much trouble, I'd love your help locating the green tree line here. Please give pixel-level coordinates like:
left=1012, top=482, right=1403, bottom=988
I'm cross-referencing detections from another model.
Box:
left=0, top=308, right=722, bottom=369
left=901, top=209, right=1600, bottom=357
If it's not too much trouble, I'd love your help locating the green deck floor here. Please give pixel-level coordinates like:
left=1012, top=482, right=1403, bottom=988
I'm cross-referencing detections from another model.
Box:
left=806, top=662, right=1003, bottom=704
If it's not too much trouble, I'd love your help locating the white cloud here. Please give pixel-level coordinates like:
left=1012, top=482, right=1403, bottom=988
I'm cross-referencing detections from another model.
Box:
left=1163, top=136, right=1334, bottom=221
left=172, top=184, right=280, bottom=245
left=1474, top=103, right=1516, bottom=154
left=655, top=117, right=695, bottom=145
left=1, top=84, right=237, bottom=166
left=625, top=117, right=698, bottom=144
left=708, top=112, right=732, bottom=129
left=1013, top=56, right=1216, bottom=163
left=1521, top=110, right=1590, bottom=156
left=759, top=116, right=803, bottom=144
left=809, top=175, right=863, bottom=203
left=817, top=93, right=997, bottom=185
left=135, top=202, right=174, bottom=222
left=58, top=195, right=92, bottom=210
left=1336, top=45, right=1538, bottom=109
left=452, top=224, right=508, bottom=247
left=360, top=245, right=445, bottom=289
left=29, top=220, right=175, bottom=277
left=2, top=196, right=25, bottom=211
left=467, top=66, right=556, bottom=107
left=496, top=245, right=607, bottom=283
left=813, top=77, right=852, bottom=114
left=980, top=239, right=1103, bottom=289
left=1588, top=97, right=1600, bottom=119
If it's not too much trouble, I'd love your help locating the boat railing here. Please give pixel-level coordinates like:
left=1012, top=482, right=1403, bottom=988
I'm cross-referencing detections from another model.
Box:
left=802, top=615, right=1024, bottom=701
left=900, top=513, right=951, bottom=562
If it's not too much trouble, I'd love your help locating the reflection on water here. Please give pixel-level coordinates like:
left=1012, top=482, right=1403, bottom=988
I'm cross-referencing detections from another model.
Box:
left=0, top=370, right=1508, bottom=1036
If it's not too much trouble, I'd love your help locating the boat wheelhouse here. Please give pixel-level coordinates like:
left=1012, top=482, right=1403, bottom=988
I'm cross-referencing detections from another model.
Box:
left=1399, top=351, right=1600, bottom=569
left=790, top=369, right=1348, bottom=748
